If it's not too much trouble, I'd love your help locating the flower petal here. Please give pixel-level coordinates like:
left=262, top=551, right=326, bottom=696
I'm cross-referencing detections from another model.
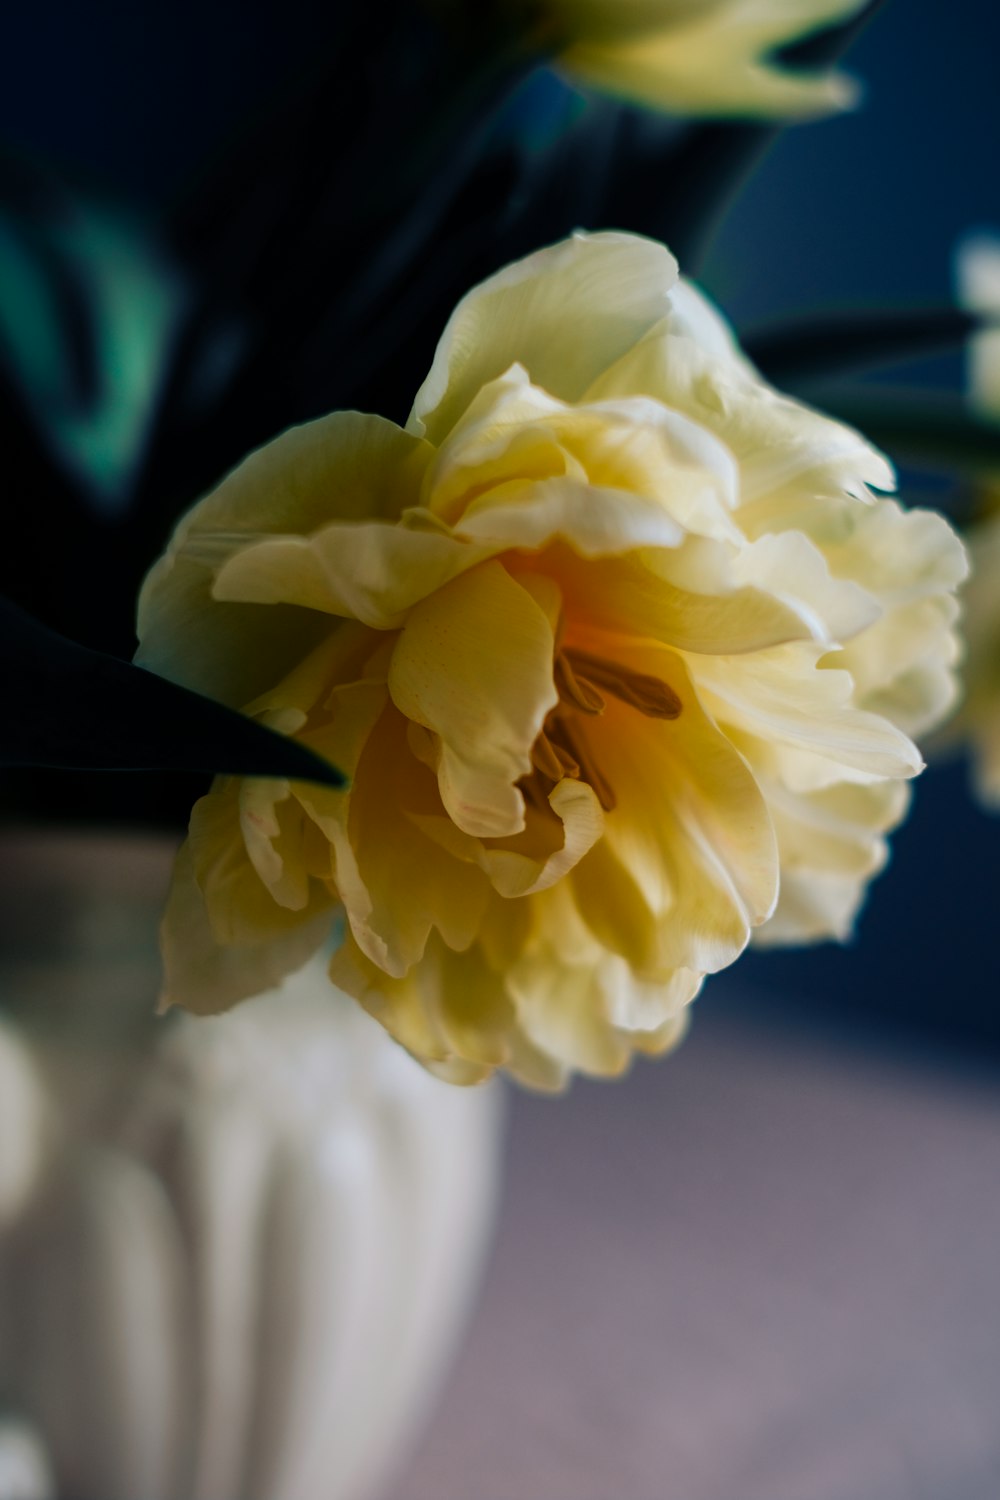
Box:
left=561, top=0, right=865, bottom=118
left=136, top=413, right=431, bottom=705
left=477, top=776, right=605, bottom=898
left=548, top=543, right=818, bottom=655
left=587, top=321, right=895, bottom=514
left=409, top=232, right=677, bottom=444
left=329, top=932, right=563, bottom=1089
left=695, top=642, right=923, bottom=783
left=754, top=776, right=910, bottom=944
left=160, top=812, right=334, bottom=1017
left=579, top=645, right=779, bottom=975
left=388, top=562, right=559, bottom=839
left=302, top=703, right=494, bottom=978
left=507, top=886, right=693, bottom=1076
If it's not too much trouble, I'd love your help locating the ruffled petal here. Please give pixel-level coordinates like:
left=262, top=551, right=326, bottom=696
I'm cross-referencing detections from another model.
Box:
left=477, top=776, right=605, bottom=897
left=408, top=232, right=677, bottom=444
left=329, top=932, right=565, bottom=1090
left=587, top=321, right=895, bottom=515
left=388, top=562, right=559, bottom=839
left=159, top=841, right=334, bottom=1017
left=754, top=777, right=911, bottom=944
left=507, top=886, right=693, bottom=1076
left=211, top=515, right=492, bottom=631
left=544, top=543, right=819, bottom=655
left=302, top=703, right=494, bottom=978
left=432, top=365, right=741, bottom=544
left=818, top=498, right=968, bottom=605
left=694, top=641, right=923, bottom=783
left=577, top=644, right=779, bottom=975
left=136, top=413, right=431, bottom=704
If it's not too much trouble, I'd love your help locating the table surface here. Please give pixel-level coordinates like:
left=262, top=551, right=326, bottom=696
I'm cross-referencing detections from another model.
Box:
left=389, top=999, right=1000, bottom=1500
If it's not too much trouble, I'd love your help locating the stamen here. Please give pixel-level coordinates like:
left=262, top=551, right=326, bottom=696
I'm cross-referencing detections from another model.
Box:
left=558, top=719, right=617, bottom=812
left=564, top=649, right=682, bottom=720
left=554, top=652, right=605, bottom=715
left=531, top=730, right=568, bottom=783
left=545, top=721, right=581, bottom=780
left=524, top=643, right=679, bottom=818
left=519, top=773, right=549, bottom=812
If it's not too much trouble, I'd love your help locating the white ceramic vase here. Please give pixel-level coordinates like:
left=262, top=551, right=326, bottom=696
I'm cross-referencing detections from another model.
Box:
left=0, top=833, right=503, bottom=1500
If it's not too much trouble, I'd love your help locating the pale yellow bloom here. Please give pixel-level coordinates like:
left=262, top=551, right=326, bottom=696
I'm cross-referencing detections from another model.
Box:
left=952, top=235, right=1000, bottom=807
left=138, top=232, right=965, bottom=1088
left=537, top=0, right=868, bottom=117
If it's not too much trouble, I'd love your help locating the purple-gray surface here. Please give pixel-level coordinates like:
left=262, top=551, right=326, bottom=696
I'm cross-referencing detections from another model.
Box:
left=390, top=1002, right=1000, bottom=1500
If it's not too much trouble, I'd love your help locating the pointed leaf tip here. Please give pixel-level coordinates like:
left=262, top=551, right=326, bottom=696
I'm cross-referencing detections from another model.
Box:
left=0, top=596, right=346, bottom=788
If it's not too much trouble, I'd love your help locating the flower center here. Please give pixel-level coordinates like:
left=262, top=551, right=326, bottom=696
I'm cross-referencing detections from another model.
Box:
left=526, top=647, right=681, bottom=812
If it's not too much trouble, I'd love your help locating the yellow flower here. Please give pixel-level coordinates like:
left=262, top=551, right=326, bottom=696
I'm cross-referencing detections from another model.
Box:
left=536, top=0, right=868, bottom=117
left=138, top=232, right=965, bottom=1088
left=951, top=235, right=1000, bottom=808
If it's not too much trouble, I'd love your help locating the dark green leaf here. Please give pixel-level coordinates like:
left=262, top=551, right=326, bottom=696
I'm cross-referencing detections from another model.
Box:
left=129, top=1, right=531, bottom=539
left=818, top=389, right=1000, bottom=475
left=747, top=308, right=985, bottom=384
left=0, top=595, right=344, bottom=787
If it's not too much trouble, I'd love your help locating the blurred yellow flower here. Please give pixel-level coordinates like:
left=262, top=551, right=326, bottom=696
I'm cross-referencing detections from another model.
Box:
left=952, top=235, right=1000, bottom=808
left=138, top=232, right=965, bottom=1087
left=536, top=0, right=868, bottom=117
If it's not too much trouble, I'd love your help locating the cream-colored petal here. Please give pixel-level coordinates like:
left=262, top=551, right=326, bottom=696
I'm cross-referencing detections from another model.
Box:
left=658, top=279, right=754, bottom=369
left=422, top=365, right=584, bottom=522
left=237, top=780, right=313, bottom=912
left=457, top=476, right=687, bottom=556
left=476, top=776, right=605, bottom=898
left=694, top=642, right=923, bottom=782
left=579, top=646, right=778, bottom=975
left=861, top=657, right=962, bottom=742
left=588, top=323, right=895, bottom=516
left=160, top=822, right=334, bottom=1017
left=434, top=369, right=742, bottom=544
left=408, top=232, right=678, bottom=444
left=507, top=886, right=695, bottom=1076
left=388, top=562, right=559, bottom=839
left=329, top=932, right=564, bottom=1088
left=741, top=741, right=911, bottom=945
left=546, top=542, right=818, bottom=655
left=304, top=703, right=493, bottom=979
left=755, top=867, right=870, bottom=946
left=839, top=594, right=960, bottom=703
left=730, top=529, right=882, bottom=646
left=601, top=962, right=702, bottom=1037
left=561, top=0, right=864, bottom=118
left=819, top=498, right=968, bottom=606
left=188, top=782, right=331, bottom=945
left=136, top=413, right=431, bottom=704
left=213, top=516, right=493, bottom=631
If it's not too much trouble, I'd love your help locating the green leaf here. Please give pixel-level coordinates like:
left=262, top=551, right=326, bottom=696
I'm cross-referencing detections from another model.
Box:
left=818, top=389, right=1000, bottom=475
left=0, top=595, right=344, bottom=787
left=747, top=308, right=985, bottom=385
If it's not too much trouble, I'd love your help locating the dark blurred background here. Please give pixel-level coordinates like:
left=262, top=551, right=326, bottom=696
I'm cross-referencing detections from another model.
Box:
left=2, top=0, right=999, bottom=1054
